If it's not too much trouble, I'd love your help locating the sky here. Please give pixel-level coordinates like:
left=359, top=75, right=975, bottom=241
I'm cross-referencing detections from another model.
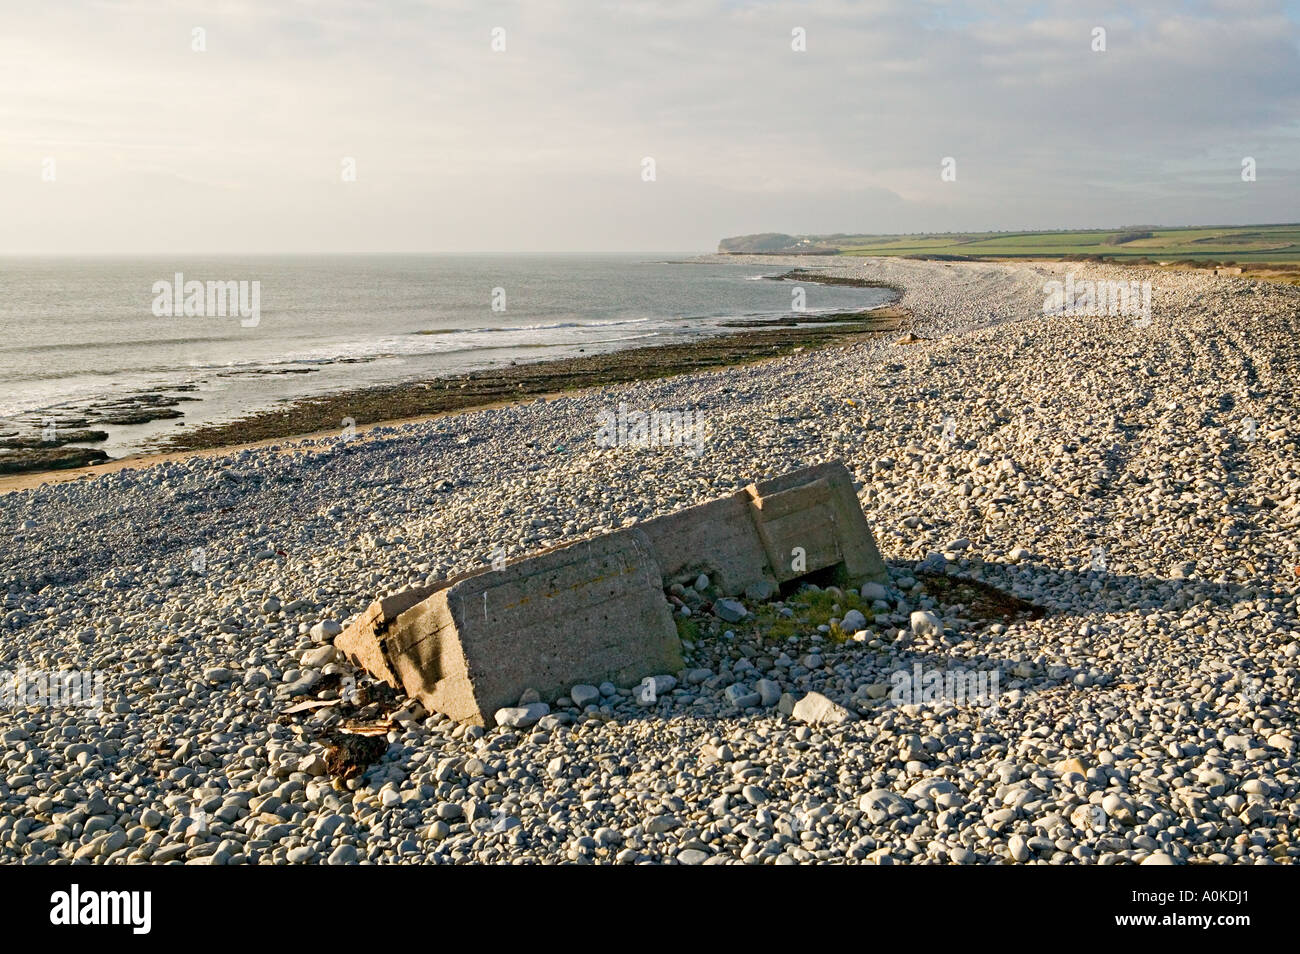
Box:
left=2, top=0, right=1299, bottom=253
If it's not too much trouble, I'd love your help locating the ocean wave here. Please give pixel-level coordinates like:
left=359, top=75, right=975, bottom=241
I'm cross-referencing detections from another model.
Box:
left=0, top=334, right=241, bottom=354
left=196, top=331, right=667, bottom=373
left=414, top=317, right=652, bottom=335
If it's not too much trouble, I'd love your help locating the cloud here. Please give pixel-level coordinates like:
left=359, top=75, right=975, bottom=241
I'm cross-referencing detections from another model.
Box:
left=1, top=0, right=1297, bottom=252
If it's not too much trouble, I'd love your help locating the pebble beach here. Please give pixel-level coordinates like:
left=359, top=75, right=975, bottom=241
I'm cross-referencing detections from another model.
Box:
left=2, top=256, right=1298, bottom=865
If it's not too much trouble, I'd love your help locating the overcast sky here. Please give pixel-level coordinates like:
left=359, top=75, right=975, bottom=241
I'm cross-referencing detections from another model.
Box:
left=3, top=0, right=1299, bottom=253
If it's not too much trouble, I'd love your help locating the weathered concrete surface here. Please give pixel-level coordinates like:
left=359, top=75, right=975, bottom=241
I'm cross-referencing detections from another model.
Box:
left=339, top=528, right=681, bottom=725
left=749, top=461, right=887, bottom=585
left=640, top=459, right=887, bottom=593
left=337, top=459, right=885, bottom=724
left=637, top=491, right=769, bottom=595
left=334, top=584, right=438, bottom=688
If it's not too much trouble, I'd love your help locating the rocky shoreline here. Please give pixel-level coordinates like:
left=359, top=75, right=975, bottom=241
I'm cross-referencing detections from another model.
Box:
left=1, top=256, right=1297, bottom=865
left=150, top=304, right=904, bottom=455
left=0, top=390, right=199, bottom=475
left=0, top=288, right=901, bottom=476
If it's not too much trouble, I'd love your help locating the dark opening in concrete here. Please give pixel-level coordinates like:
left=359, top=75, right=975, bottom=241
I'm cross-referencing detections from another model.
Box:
left=778, top=561, right=851, bottom=599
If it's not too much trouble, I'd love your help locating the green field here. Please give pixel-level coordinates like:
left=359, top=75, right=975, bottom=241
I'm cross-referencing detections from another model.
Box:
left=719, top=224, right=1300, bottom=265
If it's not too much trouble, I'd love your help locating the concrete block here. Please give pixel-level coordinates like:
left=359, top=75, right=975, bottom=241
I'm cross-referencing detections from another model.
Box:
left=334, top=584, right=438, bottom=688
left=640, top=459, right=887, bottom=593
left=337, top=459, right=884, bottom=724
left=637, top=491, right=771, bottom=595
left=748, top=461, right=887, bottom=585
left=338, top=528, right=681, bottom=725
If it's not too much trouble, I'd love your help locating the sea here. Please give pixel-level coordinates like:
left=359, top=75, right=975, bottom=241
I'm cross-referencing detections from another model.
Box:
left=0, top=255, right=892, bottom=458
